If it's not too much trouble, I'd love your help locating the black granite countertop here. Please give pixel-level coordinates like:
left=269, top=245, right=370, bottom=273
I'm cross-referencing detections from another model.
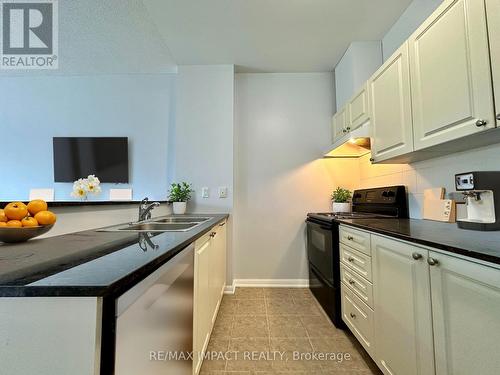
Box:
left=0, top=214, right=228, bottom=297
left=337, top=218, right=500, bottom=265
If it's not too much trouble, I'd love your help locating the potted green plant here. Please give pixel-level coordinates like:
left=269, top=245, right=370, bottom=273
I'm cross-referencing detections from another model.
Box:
left=331, top=187, right=352, bottom=213
left=168, top=182, right=194, bottom=215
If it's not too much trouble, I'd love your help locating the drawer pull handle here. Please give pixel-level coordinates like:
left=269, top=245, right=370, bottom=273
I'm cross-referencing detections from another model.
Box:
left=350, top=313, right=356, bottom=319
left=347, top=257, right=355, bottom=262
left=347, top=235, right=354, bottom=241
left=412, top=252, right=423, bottom=260
left=348, top=279, right=356, bottom=285
left=427, top=257, right=439, bottom=266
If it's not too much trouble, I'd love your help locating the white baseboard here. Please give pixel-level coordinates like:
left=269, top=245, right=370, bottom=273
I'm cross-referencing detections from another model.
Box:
left=230, top=279, right=309, bottom=288
left=223, top=282, right=236, bottom=294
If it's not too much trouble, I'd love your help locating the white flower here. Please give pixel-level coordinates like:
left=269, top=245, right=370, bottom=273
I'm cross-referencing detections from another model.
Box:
left=70, top=175, right=102, bottom=198
left=87, top=175, right=100, bottom=185
left=71, top=181, right=87, bottom=199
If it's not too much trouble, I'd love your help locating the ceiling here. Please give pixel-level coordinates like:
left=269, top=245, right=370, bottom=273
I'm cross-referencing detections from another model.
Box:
left=143, top=0, right=413, bottom=72
left=1, top=0, right=177, bottom=76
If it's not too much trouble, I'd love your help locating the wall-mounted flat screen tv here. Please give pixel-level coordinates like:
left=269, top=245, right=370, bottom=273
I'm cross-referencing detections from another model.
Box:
left=53, top=137, right=129, bottom=183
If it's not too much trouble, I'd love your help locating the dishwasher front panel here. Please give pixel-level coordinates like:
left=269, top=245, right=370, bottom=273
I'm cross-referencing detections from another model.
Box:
left=115, top=244, right=194, bottom=375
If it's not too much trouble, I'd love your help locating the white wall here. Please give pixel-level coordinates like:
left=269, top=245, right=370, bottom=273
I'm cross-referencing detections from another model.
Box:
left=334, top=42, right=382, bottom=108
left=0, top=74, right=175, bottom=201
left=173, top=65, right=234, bottom=212
left=358, top=143, right=500, bottom=219
left=234, top=73, right=360, bottom=282
left=382, top=0, right=443, bottom=60
left=173, top=65, right=235, bottom=282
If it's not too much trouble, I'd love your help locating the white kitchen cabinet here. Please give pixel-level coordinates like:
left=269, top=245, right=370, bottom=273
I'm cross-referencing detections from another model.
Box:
left=486, top=0, right=500, bottom=127
left=332, top=106, right=348, bottom=143
left=193, top=235, right=211, bottom=375
left=341, top=283, right=375, bottom=357
left=369, top=42, right=414, bottom=163
left=429, top=251, right=500, bottom=375
left=409, top=0, right=495, bottom=150
left=371, top=235, right=435, bottom=375
left=349, top=83, right=370, bottom=131
left=193, top=222, right=227, bottom=375
left=208, top=221, right=227, bottom=325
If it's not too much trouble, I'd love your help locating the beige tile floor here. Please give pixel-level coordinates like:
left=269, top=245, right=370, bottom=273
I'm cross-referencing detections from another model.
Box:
left=200, top=287, right=382, bottom=375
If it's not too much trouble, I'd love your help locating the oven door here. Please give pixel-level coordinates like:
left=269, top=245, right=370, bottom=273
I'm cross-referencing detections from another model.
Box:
left=306, top=219, right=335, bottom=286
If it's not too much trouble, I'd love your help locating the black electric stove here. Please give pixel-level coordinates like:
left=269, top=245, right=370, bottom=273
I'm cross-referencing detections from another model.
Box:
left=306, top=186, right=408, bottom=327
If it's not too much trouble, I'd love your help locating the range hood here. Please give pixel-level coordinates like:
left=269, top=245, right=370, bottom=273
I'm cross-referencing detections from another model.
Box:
left=324, top=122, right=371, bottom=158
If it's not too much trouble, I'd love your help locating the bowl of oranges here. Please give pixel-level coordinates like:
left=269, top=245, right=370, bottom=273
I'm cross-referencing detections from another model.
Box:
left=0, top=200, right=57, bottom=243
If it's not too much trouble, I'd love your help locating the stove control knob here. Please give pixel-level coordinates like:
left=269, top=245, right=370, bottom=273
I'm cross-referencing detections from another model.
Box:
left=387, top=191, right=396, bottom=197
left=382, top=191, right=389, bottom=197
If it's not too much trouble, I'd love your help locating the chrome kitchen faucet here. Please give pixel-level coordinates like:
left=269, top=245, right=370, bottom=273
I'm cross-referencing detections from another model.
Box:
left=138, top=197, right=160, bottom=222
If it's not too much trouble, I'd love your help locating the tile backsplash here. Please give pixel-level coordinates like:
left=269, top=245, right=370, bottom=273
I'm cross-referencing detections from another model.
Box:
left=358, top=143, right=500, bottom=219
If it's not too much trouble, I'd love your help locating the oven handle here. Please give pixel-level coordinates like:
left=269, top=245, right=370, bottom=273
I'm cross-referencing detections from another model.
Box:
left=306, top=219, right=333, bottom=231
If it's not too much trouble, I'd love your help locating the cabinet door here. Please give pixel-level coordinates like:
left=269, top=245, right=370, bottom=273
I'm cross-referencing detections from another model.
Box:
left=429, top=251, right=500, bottom=375
left=370, top=42, right=414, bottom=162
left=372, top=235, right=435, bottom=375
left=410, top=0, right=495, bottom=150
left=332, top=106, right=348, bottom=143
left=214, top=221, right=227, bottom=298
left=349, top=84, right=370, bottom=131
left=194, top=238, right=211, bottom=374
left=208, top=222, right=227, bottom=325
left=486, top=0, right=500, bottom=126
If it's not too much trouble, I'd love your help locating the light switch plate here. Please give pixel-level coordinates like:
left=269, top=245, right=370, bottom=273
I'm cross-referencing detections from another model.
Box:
left=218, top=187, right=228, bottom=198
left=201, top=187, right=209, bottom=198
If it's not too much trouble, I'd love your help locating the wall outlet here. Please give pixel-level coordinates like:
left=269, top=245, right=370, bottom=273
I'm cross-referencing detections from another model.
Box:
left=201, top=187, right=209, bottom=198
left=218, top=186, right=228, bottom=198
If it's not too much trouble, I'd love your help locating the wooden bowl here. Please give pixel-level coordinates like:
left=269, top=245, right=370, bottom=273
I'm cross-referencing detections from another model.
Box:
left=0, top=225, right=54, bottom=243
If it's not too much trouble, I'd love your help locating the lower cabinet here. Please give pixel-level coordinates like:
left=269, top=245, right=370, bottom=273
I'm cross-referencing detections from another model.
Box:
left=371, top=235, right=435, bottom=375
left=341, top=225, right=500, bottom=375
left=429, top=251, right=500, bottom=375
left=341, top=284, right=375, bottom=357
left=193, top=221, right=227, bottom=375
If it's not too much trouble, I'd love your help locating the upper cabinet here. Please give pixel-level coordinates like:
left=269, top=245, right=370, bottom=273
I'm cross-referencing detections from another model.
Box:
left=486, top=0, right=500, bottom=127
left=409, top=0, right=495, bottom=150
left=332, top=106, right=348, bottom=143
left=369, top=42, right=414, bottom=162
left=349, top=83, right=370, bottom=131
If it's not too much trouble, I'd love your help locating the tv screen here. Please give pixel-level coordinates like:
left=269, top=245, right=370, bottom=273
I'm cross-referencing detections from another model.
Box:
left=53, top=137, right=129, bottom=183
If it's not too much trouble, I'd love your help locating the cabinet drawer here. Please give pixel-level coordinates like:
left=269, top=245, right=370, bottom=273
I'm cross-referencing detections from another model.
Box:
left=340, top=263, right=374, bottom=308
left=340, top=226, right=371, bottom=255
left=340, top=243, right=372, bottom=282
left=341, top=284, right=375, bottom=357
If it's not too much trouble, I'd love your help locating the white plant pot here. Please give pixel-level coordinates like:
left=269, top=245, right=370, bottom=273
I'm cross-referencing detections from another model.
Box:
left=332, top=202, right=351, bottom=213
left=173, top=202, right=187, bottom=215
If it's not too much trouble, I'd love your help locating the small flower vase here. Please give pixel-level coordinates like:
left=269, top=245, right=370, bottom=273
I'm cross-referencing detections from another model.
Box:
left=332, top=202, right=351, bottom=213
left=173, top=202, right=187, bottom=215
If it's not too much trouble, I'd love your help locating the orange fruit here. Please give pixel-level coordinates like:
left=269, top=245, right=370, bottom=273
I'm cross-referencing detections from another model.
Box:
left=0, top=222, right=7, bottom=227
left=27, top=200, right=48, bottom=216
left=6, top=220, right=22, bottom=228
left=0, top=209, right=7, bottom=223
left=4, top=202, right=28, bottom=220
left=34, top=210, right=57, bottom=225
left=21, top=217, right=39, bottom=227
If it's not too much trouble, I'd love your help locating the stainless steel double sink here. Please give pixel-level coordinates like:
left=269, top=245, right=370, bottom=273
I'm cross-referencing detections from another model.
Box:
left=99, top=217, right=211, bottom=232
